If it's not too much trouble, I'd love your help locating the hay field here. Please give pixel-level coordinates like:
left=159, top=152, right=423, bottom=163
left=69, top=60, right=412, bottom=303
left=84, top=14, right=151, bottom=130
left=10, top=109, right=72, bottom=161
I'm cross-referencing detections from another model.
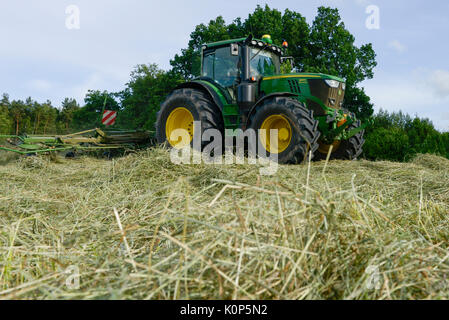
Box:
left=0, top=149, right=448, bottom=299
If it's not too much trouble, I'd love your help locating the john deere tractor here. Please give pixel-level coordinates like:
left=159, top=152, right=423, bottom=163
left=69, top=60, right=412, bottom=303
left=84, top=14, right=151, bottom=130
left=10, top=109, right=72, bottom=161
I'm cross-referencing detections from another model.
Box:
left=156, top=35, right=367, bottom=163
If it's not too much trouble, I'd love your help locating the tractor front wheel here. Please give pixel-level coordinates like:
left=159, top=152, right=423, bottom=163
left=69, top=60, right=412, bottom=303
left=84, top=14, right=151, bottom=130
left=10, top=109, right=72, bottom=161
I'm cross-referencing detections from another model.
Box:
left=248, top=97, right=320, bottom=164
left=155, top=88, right=223, bottom=151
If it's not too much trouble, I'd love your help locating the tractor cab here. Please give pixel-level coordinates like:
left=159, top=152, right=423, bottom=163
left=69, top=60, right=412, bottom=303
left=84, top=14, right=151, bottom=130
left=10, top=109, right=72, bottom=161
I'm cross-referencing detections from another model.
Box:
left=200, top=35, right=282, bottom=103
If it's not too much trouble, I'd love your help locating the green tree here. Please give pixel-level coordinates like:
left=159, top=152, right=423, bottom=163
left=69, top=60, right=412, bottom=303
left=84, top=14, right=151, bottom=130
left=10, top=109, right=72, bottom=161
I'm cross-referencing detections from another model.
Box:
left=0, top=106, right=12, bottom=134
left=31, top=102, right=45, bottom=134
left=0, top=94, right=12, bottom=134
left=73, top=90, right=119, bottom=130
left=117, top=64, right=181, bottom=130
left=363, top=109, right=449, bottom=161
left=242, top=6, right=310, bottom=70
left=441, top=132, right=449, bottom=158
left=9, top=100, right=26, bottom=135
left=170, top=16, right=232, bottom=79
left=40, top=100, right=58, bottom=134
left=364, top=126, right=410, bottom=161
left=405, top=117, right=443, bottom=155
left=59, top=98, right=80, bottom=132
left=343, top=87, right=375, bottom=120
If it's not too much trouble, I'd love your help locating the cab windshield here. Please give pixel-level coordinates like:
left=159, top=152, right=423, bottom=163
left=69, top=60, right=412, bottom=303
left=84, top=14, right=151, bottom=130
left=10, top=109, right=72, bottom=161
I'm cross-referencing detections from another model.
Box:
left=250, top=48, right=280, bottom=77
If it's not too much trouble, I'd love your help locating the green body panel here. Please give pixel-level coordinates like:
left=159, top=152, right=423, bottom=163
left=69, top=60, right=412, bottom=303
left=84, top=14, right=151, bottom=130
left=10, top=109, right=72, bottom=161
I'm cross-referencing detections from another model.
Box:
left=221, top=104, right=240, bottom=129
left=192, top=80, right=240, bottom=130
left=194, top=80, right=228, bottom=105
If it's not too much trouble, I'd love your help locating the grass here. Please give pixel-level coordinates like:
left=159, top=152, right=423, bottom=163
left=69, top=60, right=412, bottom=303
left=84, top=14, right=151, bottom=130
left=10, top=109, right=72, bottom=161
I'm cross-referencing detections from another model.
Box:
left=0, top=149, right=448, bottom=299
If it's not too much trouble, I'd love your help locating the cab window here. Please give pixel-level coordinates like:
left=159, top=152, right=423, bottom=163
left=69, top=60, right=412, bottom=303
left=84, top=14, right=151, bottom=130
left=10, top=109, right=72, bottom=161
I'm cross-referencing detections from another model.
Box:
left=250, top=48, right=280, bottom=77
left=202, top=46, right=239, bottom=88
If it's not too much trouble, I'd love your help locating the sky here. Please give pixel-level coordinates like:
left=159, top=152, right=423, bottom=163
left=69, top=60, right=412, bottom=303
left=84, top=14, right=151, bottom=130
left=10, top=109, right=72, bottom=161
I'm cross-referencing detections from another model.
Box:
left=0, top=0, right=448, bottom=131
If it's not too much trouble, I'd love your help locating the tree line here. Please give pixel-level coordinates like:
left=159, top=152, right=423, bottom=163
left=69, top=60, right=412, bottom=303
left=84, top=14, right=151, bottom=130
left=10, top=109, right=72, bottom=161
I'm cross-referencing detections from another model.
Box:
left=0, top=94, right=80, bottom=135
left=0, top=5, right=447, bottom=161
left=363, top=110, right=449, bottom=161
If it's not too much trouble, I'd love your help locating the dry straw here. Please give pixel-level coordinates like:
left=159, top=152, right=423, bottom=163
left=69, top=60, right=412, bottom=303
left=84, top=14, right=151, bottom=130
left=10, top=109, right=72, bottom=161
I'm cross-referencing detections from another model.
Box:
left=0, top=149, right=448, bottom=299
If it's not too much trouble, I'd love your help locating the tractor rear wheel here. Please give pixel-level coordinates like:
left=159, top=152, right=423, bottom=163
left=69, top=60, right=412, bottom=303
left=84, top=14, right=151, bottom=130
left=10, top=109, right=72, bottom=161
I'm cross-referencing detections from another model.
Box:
left=155, top=88, right=223, bottom=150
left=315, top=118, right=365, bottom=161
left=248, top=97, right=320, bottom=164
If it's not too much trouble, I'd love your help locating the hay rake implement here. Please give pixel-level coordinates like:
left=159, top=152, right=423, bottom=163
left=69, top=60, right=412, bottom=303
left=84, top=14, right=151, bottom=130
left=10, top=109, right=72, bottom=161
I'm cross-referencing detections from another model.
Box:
left=0, top=128, right=153, bottom=156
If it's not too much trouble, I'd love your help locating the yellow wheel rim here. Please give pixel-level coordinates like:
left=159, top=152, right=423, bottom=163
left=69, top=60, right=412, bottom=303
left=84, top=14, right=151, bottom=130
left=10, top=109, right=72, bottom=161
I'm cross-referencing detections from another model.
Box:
left=260, top=114, right=292, bottom=154
left=165, top=107, right=194, bottom=148
left=318, top=140, right=341, bottom=154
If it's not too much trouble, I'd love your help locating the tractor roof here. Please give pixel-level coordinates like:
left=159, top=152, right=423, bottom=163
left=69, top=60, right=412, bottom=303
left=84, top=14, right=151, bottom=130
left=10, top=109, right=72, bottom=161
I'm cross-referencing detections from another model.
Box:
left=203, top=37, right=283, bottom=55
left=204, top=37, right=247, bottom=49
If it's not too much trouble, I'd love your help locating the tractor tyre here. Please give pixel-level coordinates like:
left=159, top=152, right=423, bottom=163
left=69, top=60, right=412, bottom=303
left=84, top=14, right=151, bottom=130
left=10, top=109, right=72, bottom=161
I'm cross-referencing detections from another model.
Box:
left=248, top=97, right=320, bottom=164
left=155, top=88, right=224, bottom=151
left=315, top=118, right=365, bottom=161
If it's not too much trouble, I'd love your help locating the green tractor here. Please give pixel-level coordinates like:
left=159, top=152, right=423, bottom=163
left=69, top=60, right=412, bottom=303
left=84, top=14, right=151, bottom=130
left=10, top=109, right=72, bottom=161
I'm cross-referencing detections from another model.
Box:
left=156, top=35, right=367, bottom=163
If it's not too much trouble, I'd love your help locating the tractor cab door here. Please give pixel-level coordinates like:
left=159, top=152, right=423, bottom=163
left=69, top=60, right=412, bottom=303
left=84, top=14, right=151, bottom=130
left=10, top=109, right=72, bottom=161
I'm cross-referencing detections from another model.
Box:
left=202, top=45, right=240, bottom=102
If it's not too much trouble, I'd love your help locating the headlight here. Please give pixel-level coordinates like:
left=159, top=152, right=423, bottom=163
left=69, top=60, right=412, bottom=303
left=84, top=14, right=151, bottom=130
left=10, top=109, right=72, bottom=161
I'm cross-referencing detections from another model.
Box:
left=342, top=83, right=346, bottom=90
left=251, top=40, right=257, bottom=46
left=324, top=79, right=339, bottom=88
left=258, top=41, right=264, bottom=47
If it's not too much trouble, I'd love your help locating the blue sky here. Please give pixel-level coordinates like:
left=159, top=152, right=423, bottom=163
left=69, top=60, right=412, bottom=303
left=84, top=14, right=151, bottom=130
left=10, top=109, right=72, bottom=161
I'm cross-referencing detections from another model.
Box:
left=1, top=0, right=448, bottom=130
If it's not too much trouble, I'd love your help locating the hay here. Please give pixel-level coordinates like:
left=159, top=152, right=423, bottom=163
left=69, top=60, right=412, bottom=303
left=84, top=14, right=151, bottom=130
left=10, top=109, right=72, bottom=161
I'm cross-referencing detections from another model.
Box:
left=0, top=149, right=448, bottom=299
left=411, top=153, right=449, bottom=172
left=0, top=151, right=20, bottom=166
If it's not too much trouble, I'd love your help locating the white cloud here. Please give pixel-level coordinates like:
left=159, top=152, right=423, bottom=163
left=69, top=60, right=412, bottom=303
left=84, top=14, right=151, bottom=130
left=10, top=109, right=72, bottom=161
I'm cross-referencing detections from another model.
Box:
left=427, top=70, right=449, bottom=98
left=389, top=40, right=407, bottom=53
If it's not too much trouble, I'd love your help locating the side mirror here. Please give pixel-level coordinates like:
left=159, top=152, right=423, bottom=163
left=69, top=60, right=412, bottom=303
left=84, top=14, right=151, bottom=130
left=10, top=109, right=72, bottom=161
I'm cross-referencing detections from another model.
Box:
left=230, top=43, right=239, bottom=56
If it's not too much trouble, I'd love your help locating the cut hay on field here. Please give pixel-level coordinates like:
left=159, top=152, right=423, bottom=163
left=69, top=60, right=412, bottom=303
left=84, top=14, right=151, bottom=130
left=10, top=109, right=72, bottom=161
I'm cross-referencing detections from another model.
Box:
left=0, top=149, right=448, bottom=299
